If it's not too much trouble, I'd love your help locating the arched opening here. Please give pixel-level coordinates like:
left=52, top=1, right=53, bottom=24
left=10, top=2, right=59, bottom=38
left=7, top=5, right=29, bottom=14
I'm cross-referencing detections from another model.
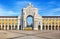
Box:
left=19, top=25, right=21, bottom=30
left=26, top=15, right=34, bottom=30
left=43, top=25, right=44, bottom=30
left=52, top=25, right=54, bottom=30
left=9, top=25, right=11, bottom=30
left=2, top=25, right=4, bottom=30
left=46, top=25, right=48, bottom=30
left=6, top=25, right=7, bottom=30
left=15, top=25, right=17, bottom=30
left=12, top=25, right=14, bottom=30
left=0, top=25, right=1, bottom=30
left=49, top=25, right=51, bottom=30
left=38, top=25, right=41, bottom=30
left=56, top=25, right=58, bottom=30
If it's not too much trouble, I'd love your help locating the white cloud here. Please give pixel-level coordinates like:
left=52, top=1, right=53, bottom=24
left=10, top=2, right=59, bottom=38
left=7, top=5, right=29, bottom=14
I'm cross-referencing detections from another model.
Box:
left=0, top=8, right=18, bottom=16
left=43, top=8, right=60, bottom=16
left=0, top=5, right=19, bottom=16
left=0, top=1, right=34, bottom=16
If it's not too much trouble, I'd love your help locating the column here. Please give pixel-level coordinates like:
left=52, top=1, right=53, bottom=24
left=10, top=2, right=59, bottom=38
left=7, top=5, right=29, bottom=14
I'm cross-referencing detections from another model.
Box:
left=17, top=19, right=20, bottom=30
left=24, top=20, right=26, bottom=28
left=41, top=25, right=42, bottom=30
left=51, top=20, right=52, bottom=30
left=58, top=24, right=59, bottom=30
left=1, top=25, right=2, bottom=30
left=54, top=25, right=56, bottom=30
left=14, top=25, right=15, bottom=30
left=51, top=24, right=52, bottom=30
left=7, top=25, right=9, bottom=30
left=17, top=25, right=19, bottom=30
left=48, top=25, right=49, bottom=30
left=34, top=21, right=38, bottom=30
left=41, top=20, right=43, bottom=30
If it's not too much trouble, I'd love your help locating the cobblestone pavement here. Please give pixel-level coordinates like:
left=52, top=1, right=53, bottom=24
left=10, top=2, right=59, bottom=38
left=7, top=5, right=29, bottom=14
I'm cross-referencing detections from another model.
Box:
left=0, top=30, right=60, bottom=39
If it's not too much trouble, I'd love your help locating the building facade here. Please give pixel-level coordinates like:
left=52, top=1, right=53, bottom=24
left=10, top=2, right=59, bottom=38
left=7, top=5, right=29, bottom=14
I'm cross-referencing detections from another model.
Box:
left=0, top=3, right=60, bottom=30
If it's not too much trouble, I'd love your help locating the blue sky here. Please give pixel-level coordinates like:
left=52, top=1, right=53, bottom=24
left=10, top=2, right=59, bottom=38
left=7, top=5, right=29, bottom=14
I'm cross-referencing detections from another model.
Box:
left=0, top=0, right=60, bottom=16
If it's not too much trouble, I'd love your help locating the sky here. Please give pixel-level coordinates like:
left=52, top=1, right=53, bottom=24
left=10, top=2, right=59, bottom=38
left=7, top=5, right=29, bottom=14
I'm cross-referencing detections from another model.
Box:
left=0, top=0, right=60, bottom=16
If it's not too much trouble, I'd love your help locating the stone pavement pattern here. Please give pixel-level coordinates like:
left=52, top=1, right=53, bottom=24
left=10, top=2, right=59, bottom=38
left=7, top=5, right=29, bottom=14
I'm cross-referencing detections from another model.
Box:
left=0, top=30, right=60, bottom=39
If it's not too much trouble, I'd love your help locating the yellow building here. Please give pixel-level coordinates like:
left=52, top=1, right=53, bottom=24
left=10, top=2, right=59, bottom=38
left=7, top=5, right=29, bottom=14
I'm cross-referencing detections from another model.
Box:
left=42, top=16, right=60, bottom=30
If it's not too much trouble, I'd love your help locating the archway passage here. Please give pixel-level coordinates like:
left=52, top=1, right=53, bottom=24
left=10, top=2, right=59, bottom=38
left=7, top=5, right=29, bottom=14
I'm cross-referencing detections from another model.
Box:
left=26, top=15, right=34, bottom=30
left=9, top=25, right=11, bottom=30
left=49, top=25, right=51, bottom=30
left=19, top=25, right=21, bottom=30
left=46, top=25, right=48, bottom=30
left=42, top=25, right=44, bottom=30
left=52, top=25, right=54, bottom=30
left=6, top=25, right=7, bottom=30
left=56, top=25, right=58, bottom=30
left=2, top=25, right=4, bottom=30
left=38, top=25, right=41, bottom=30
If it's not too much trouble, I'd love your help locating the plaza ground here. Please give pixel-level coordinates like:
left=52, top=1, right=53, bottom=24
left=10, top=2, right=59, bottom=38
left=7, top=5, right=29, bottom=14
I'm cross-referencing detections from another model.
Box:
left=0, top=30, right=60, bottom=39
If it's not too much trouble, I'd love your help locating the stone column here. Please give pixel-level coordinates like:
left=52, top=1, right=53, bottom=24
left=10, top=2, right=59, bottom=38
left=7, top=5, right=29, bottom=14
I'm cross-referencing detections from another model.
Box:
left=48, top=25, right=49, bottom=30
left=14, top=24, right=15, bottom=30
left=54, top=25, right=56, bottom=30
left=23, top=21, right=26, bottom=30
left=40, top=20, right=43, bottom=30
left=24, top=20, right=27, bottom=28
left=17, top=24, right=19, bottom=30
left=51, top=20, right=52, bottom=30
left=7, top=25, right=9, bottom=30
left=34, top=21, right=38, bottom=30
left=51, top=24, right=52, bottom=30
left=1, top=25, right=2, bottom=30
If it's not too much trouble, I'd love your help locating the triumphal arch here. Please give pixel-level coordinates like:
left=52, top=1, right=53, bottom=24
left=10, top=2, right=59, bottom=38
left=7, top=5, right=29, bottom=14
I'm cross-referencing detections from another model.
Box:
left=20, top=3, right=42, bottom=30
